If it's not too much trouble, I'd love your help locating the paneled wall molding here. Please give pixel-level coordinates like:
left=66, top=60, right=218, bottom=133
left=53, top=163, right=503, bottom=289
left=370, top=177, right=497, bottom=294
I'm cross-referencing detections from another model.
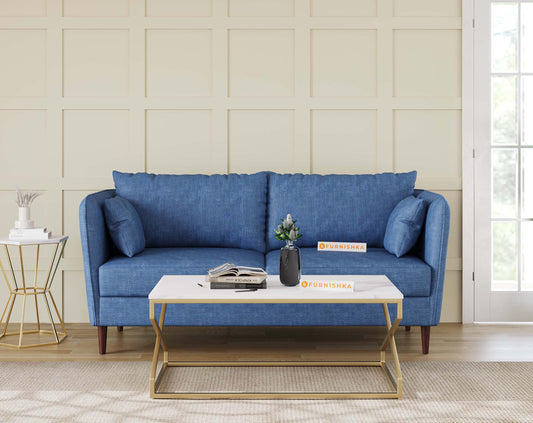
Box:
left=0, top=0, right=463, bottom=322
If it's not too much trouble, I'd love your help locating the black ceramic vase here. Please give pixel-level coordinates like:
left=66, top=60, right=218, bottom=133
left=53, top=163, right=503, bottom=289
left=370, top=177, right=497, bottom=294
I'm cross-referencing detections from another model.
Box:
left=280, top=241, right=301, bottom=286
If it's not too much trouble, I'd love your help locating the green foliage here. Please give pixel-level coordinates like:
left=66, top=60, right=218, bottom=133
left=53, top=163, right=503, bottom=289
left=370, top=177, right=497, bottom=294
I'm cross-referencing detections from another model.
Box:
left=274, top=214, right=302, bottom=242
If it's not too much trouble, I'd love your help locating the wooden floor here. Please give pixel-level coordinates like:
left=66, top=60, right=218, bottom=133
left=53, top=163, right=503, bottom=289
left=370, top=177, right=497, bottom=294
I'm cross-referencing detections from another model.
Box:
left=1, top=323, right=533, bottom=362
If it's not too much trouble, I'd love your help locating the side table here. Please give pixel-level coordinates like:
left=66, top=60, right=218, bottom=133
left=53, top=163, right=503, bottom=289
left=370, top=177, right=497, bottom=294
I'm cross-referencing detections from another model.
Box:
left=0, top=236, right=68, bottom=349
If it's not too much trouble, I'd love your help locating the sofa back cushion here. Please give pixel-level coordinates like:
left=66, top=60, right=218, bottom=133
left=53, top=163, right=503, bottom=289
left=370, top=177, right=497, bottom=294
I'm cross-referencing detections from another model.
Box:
left=266, top=172, right=417, bottom=251
left=113, top=171, right=267, bottom=252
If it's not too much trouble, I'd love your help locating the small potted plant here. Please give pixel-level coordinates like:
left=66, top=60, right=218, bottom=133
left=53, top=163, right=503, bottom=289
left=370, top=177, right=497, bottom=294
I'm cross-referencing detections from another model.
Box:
left=15, top=189, right=41, bottom=229
left=275, top=214, right=302, bottom=286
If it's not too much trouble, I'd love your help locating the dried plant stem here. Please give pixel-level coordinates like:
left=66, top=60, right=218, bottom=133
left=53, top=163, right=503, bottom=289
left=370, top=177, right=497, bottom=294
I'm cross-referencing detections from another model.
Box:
left=15, top=189, right=41, bottom=207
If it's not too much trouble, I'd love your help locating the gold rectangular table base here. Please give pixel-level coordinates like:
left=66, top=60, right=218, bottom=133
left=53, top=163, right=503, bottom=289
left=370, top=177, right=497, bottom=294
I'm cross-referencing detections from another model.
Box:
left=151, top=361, right=401, bottom=399
left=149, top=300, right=403, bottom=400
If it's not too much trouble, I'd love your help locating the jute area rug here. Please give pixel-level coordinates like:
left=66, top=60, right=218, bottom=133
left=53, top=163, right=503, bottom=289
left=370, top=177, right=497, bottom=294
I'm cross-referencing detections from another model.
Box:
left=0, top=361, right=531, bottom=423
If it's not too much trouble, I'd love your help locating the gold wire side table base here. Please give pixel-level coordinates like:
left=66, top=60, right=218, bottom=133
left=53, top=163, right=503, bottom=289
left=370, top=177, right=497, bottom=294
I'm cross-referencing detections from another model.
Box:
left=0, top=237, right=68, bottom=349
left=149, top=300, right=403, bottom=400
left=0, top=330, right=67, bottom=349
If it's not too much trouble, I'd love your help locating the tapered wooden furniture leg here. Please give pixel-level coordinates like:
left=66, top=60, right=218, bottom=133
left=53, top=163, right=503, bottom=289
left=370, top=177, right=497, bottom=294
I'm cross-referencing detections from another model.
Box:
left=98, top=326, right=107, bottom=354
left=421, top=326, right=430, bottom=354
left=117, top=326, right=123, bottom=332
left=405, top=326, right=411, bottom=332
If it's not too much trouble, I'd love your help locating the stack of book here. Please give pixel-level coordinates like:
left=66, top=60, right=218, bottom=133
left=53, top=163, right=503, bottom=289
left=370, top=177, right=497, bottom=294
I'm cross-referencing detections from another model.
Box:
left=9, top=227, right=52, bottom=241
left=206, top=262, right=267, bottom=289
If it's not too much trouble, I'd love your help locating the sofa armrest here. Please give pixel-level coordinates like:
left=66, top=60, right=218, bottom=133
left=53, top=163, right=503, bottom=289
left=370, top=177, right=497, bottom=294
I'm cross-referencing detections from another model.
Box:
left=79, top=189, right=116, bottom=325
left=414, top=190, right=451, bottom=325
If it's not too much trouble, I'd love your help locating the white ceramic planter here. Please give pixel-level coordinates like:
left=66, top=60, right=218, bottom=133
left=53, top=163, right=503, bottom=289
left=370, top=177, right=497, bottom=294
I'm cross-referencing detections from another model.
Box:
left=15, top=206, right=34, bottom=229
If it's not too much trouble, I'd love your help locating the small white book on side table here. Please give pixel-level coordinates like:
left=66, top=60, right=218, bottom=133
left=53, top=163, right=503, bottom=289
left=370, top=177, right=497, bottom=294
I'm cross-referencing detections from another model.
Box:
left=9, top=227, right=52, bottom=241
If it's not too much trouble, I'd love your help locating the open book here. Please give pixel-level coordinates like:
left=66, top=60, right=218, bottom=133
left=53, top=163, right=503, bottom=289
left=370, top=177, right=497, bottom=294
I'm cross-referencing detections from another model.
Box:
left=207, top=262, right=267, bottom=284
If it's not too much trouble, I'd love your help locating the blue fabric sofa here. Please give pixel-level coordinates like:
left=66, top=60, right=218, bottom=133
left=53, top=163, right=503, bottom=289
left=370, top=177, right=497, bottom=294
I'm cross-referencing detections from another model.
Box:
left=80, top=171, right=450, bottom=354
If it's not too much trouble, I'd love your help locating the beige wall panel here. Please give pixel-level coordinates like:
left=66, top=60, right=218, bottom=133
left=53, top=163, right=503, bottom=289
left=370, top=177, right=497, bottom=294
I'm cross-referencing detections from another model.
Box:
left=311, top=0, right=377, bottom=17
left=146, top=0, right=212, bottom=17
left=394, top=110, right=461, bottom=180
left=63, top=0, right=130, bottom=17
left=311, top=110, right=377, bottom=174
left=0, top=110, right=47, bottom=178
left=0, top=30, right=46, bottom=97
left=228, top=0, right=294, bottom=17
left=0, top=191, right=19, bottom=241
left=146, top=110, right=214, bottom=174
left=394, top=0, right=461, bottom=17
left=394, top=29, right=461, bottom=97
left=435, top=190, right=462, bottom=260
left=0, top=0, right=46, bottom=16
left=63, top=271, right=89, bottom=323
left=441, top=270, right=462, bottom=322
left=311, top=30, right=377, bottom=97
left=63, top=110, right=132, bottom=179
left=146, top=30, right=212, bottom=97
left=229, top=30, right=294, bottom=97
left=63, top=190, right=95, bottom=259
left=63, top=30, right=129, bottom=97
left=229, top=110, right=294, bottom=173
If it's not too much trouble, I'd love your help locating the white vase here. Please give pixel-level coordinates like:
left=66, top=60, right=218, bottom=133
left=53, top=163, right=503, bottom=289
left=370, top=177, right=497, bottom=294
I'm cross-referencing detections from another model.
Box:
left=15, top=206, right=34, bottom=229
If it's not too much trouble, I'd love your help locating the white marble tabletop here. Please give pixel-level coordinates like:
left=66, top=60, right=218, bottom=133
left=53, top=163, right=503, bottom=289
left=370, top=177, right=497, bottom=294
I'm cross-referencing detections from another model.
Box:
left=149, top=274, right=403, bottom=302
left=0, top=235, right=68, bottom=245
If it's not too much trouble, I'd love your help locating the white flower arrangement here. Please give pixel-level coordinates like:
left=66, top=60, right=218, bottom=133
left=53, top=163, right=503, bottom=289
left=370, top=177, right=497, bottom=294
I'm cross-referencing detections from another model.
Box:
left=275, top=214, right=302, bottom=242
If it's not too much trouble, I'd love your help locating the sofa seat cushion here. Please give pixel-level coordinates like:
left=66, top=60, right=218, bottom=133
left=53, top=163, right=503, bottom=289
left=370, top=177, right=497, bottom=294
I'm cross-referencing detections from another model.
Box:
left=265, top=248, right=431, bottom=297
left=99, top=248, right=265, bottom=297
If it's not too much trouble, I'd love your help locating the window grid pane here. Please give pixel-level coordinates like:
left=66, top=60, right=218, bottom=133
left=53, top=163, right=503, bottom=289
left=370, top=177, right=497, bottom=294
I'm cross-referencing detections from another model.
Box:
left=492, top=221, right=518, bottom=291
left=491, top=2, right=518, bottom=73
left=492, top=148, right=518, bottom=218
left=491, top=76, right=517, bottom=145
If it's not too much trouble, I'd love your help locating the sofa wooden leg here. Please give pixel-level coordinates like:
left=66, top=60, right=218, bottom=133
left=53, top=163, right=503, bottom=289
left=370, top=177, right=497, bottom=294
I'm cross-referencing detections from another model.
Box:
left=98, top=326, right=108, bottom=354
left=117, top=326, right=123, bottom=332
left=421, top=326, right=430, bottom=354
left=405, top=325, right=411, bottom=332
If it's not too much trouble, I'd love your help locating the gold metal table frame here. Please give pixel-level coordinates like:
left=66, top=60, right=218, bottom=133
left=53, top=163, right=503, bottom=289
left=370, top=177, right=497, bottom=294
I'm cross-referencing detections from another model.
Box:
left=0, top=237, right=68, bottom=349
left=149, top=297, right=403, bottom=399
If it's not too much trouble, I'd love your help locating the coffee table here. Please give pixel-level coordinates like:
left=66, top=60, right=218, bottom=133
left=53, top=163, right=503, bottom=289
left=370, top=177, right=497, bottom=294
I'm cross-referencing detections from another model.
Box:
left=148, top=274, right=403, bottom=399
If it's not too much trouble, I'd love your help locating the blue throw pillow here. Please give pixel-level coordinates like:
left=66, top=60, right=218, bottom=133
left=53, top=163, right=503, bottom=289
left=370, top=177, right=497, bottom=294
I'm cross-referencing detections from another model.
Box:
left=104, top=196, right=145, bottom=257
left=384, top=195, right=427, bottom=258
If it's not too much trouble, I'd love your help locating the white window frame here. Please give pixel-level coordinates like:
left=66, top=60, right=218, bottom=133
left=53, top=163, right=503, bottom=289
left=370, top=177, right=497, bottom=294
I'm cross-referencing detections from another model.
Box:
left=465, top=0, right=533, bottom=323
left=463, top=0, right=475, bottom=323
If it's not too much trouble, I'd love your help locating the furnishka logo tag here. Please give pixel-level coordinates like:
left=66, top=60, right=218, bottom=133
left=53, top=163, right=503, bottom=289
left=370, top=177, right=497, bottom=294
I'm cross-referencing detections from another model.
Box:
left=317, top=242, right=367, bottom=252
left=300, top=280, right=354, bottom=292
